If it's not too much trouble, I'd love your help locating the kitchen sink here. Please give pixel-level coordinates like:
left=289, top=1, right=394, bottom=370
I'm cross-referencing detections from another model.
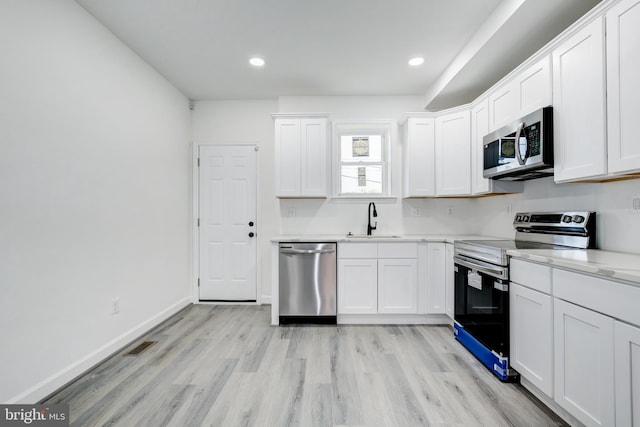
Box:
left=345, top=234, right=402, bottom=239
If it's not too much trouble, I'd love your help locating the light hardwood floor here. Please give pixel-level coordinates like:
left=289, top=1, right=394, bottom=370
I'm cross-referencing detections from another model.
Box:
left=44, top=304, right=566, bottom=426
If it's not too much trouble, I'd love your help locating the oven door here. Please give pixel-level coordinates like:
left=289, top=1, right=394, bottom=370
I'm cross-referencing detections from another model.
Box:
left=454, top=256, right=509, bottom=356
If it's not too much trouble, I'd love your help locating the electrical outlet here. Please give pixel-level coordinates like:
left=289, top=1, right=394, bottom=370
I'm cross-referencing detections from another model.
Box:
left=632, top=197, right=640, bottom=214
left=447, top=207, right=454, bottom=216
left=112, top=297, right=120, bottom=315
left=287, top=208, right=296, bottom=217
left=411, top=208, right=421, bottom=217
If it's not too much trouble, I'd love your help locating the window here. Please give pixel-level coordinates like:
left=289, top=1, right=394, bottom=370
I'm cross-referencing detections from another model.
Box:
left=334, top=121, right=391, bottom=197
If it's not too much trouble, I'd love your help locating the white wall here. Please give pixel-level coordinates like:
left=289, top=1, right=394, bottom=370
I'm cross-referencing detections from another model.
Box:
left=475, top=177, right=640, bottom=253
left=191, top=100, right=279, bottom=303
left=0, top=0, right=191, bottom=403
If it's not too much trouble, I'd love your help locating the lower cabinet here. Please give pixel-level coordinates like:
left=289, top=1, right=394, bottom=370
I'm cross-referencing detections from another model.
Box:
left=553, top=298, right=615, bottom=427
left=510, top=283, right=553, bottom=397
left=614, top=320, right=640, bottom=427
left=337, top=242, right=418, bottom=315
left=425, top=243, right=446, bottom=314
left=378, top=258, right=418, bottom=313
left=444, top=243, right=454, bottom=319
left=337, top=258, right=378, bottom=314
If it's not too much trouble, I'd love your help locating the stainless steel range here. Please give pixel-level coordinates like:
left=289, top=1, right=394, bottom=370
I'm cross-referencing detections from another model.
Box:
left=453, top=211, right=596, bottom=381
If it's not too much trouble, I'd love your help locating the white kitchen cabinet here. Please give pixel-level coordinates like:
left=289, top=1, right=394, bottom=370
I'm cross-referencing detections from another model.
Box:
left=425, top=242, right=446, bottom=314
left=337, top=258, right=378, bottom=314
left=273, top=114, right=329, bottom=197
left=510, top=283, right=553, bottom=398
left=607, top=0, right=640, bottom=175
left=552, top=18, right=607, bottom=183
left=378, top=258, right=418, bottom=314
left=470, top=98, right=523, bottom=196
left=615, top=320, right=640, bottom=427
left=338, top=242, right=418, bottom=315
left=488, top=56, right=552, bottom=132
left=401, top=114, right=436, bottom=197
left=435, top=109, right=471, bottom=196
left=444, top=243, right=454, bottom=320
left=553, top=298, right=615, bottom=427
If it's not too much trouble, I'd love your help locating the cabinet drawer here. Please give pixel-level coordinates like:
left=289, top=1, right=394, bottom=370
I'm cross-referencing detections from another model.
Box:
left=338, top=243, right=377, bottom=259
left=378, top=242, right=417, bottom=258
left=553, top=268, right=640, bottom=327
left=510, top=259, right=552, bottom=294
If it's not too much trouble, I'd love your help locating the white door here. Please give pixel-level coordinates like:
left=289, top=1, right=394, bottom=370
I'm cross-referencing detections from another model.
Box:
left=553, top=298, right=615, bottom=427
left=377, top=258, right=418, bottom=314
left=614, top=320, right=640, bottom=427
left=337, top=259, right=378, bottom=314
left=199, top=145, right=257, bottom=301
left=510, top=283, right=553, bottom=398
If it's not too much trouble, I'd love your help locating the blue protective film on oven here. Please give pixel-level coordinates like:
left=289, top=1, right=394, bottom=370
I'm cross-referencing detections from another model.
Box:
left=454, top=321, right=509, bottom=381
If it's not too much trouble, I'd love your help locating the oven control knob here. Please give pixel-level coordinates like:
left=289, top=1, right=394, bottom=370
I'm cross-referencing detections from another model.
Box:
left=573, top=215, right=585, bottom=224
left=523, top=215, right=529, bottom=222
left=515, top=215, right=521, bottom=222
left=562, top=215, right=573, bottom=223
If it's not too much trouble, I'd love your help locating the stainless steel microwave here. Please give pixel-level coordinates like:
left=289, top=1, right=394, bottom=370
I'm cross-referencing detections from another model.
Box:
left=483, top=106, right=553, bottom=181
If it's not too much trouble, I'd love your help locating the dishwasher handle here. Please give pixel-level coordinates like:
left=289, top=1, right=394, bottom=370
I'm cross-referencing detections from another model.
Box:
left=280, top=248, right=335, bottom=255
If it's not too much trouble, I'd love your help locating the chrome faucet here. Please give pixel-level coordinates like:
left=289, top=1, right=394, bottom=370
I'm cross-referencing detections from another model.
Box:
left=367, top=202, right=378, bottom=236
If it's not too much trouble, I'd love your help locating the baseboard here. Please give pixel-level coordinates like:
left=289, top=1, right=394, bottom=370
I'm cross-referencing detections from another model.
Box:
left=9, top=296, right=192, bottom=404
left=337, top=313, right=451, bottom=325
left=260, top=295, right=271, bottom=305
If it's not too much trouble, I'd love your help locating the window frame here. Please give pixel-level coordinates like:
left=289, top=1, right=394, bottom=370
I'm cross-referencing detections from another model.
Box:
left=332, top=120, right=393, bottom=198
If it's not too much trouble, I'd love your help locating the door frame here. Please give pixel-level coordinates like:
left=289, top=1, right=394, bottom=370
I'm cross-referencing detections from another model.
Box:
left=191, top=142, right=261, bottom=304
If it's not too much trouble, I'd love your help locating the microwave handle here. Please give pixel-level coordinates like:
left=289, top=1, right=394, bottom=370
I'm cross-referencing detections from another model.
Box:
left=514, top=122, right=527, bottom=165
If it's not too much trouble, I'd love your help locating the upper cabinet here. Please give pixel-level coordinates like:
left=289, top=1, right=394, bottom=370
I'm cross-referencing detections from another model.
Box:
left=607, top=0, right=640, bottom=175
left=553, top=0, right=640, bottom=182
left=552, top=18, right=607, bottom=183
left=488, top=56, right=552, bottom=132
left=273, top=114, right=329, bottom=197
left=435, top=109, right=471, bottom=196
left=400, top=114, right=436, bottom=197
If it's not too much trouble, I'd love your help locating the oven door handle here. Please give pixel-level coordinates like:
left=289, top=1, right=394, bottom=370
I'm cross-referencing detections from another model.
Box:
left=454, top=255, right=507, bottom=280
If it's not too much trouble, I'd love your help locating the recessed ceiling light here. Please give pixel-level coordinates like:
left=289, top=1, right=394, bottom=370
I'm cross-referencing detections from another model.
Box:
left=408, top=57, right=424, bottom=66
left=249, top=57, right=265, bottom=67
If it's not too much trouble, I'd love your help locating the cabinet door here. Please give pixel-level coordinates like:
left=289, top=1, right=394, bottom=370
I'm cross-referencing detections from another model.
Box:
left=275, top=119, right=301, bottom=196
left=510, top=284, right=553, bottom=397
left=300, top=118, right=328, bottom=196
left=614, top=320, right=640, bottom=427
left=444, top=243, right=454, bottom=319
left=553, top=18, right=607, bottom=182
left=518, top=55, right=552, bottom=116
left=435, top=110, right=471, bottom=196
left=489, top=82, right=518, bottom=132
left=554, top=298, right=615, bottom=427
left=378, top=259, right=417, bottom=314
left=471, top=99, right=490, bottom=195
left=607, top=0, right=640, bottom=175
left=425, top=243, right=446, bottom=314
left=337, top=259, right=377, bottom=314
left=403, top=117, right=436, bottom=197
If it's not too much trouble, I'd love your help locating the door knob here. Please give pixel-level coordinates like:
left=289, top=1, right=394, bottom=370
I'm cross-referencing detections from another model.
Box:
left=249, top=232, right=255, bottom=238
left=249, top=221, right=254, bottom=227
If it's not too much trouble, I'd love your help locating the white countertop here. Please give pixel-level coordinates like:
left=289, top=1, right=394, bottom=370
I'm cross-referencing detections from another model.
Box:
left=271, top=234, right=501, bottom=244
left=508, top=248, right=640, bottom=285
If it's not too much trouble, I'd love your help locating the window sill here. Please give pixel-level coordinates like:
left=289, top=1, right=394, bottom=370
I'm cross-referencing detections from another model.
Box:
left=331, top=196, right=398, bottom=204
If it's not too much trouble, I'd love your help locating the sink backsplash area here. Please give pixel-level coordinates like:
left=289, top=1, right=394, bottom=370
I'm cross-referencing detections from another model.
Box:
left=278, top=198, right=478, bottom=237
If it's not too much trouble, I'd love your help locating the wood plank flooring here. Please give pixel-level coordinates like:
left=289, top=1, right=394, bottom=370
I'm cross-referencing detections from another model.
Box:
left=44, top=304, right=567, bottom=426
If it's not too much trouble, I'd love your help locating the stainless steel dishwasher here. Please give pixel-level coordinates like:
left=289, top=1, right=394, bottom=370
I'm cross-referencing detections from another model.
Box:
left=279, top=242, right=337, bottom=324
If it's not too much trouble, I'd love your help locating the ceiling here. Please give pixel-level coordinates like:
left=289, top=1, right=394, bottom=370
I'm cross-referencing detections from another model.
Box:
left=74, top=0, right=601, bottom=110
